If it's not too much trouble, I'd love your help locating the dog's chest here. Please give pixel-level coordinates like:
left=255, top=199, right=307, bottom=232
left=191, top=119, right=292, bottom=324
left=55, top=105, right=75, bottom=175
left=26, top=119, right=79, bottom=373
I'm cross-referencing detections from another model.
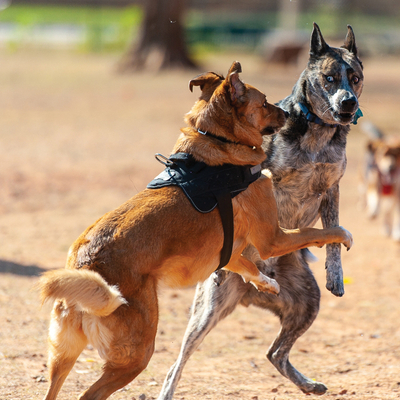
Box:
left=265, top=133, right=347, bottom=227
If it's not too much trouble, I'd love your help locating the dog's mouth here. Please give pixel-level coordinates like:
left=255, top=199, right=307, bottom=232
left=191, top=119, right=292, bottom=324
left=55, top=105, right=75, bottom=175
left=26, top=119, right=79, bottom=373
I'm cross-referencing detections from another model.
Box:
left=261, top=112, right=287, bottom=135
left=261, top=125, right=282, bottom=136
left=334, top=111, right=354, bottom=124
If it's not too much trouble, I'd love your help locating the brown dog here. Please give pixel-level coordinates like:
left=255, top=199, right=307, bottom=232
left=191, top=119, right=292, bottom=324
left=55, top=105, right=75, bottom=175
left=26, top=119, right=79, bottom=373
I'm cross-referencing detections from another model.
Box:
left=39, top=61, right=353, bottom=400
left=361, top=121, right=400, bottom=240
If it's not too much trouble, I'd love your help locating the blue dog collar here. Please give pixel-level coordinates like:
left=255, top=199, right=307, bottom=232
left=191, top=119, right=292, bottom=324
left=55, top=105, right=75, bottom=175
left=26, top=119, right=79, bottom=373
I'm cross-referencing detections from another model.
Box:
left=352, top=108, right=363, bottom=125
left=298, top=102, right=363, bottom=127
left=298, top=102, right=338, bottom=128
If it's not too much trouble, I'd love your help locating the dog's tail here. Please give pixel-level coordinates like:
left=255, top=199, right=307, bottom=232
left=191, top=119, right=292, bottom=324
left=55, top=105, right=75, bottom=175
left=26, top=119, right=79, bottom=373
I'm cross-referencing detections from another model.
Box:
left=301, top=248, right=318, bottom=263
left=361, top=121, right=384, bottom=140
left=38, top=269, right=127, bottom=317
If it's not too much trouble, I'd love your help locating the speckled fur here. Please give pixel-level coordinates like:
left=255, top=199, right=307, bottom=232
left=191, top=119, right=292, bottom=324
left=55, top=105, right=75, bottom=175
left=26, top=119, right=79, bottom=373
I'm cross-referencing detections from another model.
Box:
left=157, top=23, right=364, bottom=399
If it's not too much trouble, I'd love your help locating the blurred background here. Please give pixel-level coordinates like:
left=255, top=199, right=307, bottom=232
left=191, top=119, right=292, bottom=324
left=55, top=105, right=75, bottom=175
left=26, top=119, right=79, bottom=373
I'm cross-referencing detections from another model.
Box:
left=1, top=0, right=400, bottom=62
left=1, top=1, right=400, bottom=399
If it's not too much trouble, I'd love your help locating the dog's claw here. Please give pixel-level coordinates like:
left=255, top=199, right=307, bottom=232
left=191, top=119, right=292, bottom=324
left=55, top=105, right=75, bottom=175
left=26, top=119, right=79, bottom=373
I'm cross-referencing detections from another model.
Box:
left=339, top=226, right=353, bottom=250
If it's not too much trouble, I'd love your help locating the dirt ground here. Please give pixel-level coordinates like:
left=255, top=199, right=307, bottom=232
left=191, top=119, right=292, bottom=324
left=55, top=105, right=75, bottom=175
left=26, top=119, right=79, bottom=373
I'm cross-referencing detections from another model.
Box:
left=1, top=48, right=400, bottom=400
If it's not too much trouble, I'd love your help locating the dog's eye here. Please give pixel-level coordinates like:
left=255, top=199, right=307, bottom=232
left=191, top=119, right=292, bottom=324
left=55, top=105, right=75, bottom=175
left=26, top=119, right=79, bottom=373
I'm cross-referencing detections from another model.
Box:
left=263, top=100, right=268, bottom=108
left=352, top=76, right=360, bottom=84
left=326, top=76, right=335, bottom=83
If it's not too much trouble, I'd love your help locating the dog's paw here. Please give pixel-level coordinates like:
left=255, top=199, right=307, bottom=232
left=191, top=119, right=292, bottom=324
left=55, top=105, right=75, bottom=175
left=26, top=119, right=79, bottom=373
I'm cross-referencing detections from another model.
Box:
left=325, top=266, right=345, bottom=297
left=249, top=273, right=280, bottom=295
left=300, top=380, right=328, bottom=395
left=339, top=226, right=353, bottom=250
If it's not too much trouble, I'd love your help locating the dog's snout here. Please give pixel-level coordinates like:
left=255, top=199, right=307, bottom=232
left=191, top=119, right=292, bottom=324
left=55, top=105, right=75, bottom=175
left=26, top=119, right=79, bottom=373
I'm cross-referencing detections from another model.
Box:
left=341, top=95, right=358, bottom=112
left=284, top=110, right=290, bottom=119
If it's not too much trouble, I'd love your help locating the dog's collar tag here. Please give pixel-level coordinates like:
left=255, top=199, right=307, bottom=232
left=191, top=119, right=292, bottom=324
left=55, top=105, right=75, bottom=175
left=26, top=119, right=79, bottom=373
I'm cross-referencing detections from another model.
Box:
left=352, top=108, right=363, bottom=125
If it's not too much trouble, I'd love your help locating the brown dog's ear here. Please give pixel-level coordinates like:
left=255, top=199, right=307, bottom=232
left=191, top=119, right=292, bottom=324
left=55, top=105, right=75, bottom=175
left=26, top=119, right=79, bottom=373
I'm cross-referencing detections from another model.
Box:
left=229, top=72, right=246, bottom=104
left=226, top=62, right=245, bottom=104
left=341, top=25, right=358, bottom=56
left=189, top=72, right=223, bottom=93
left=227, top=61, right=242, bottom=75
left=310, top=22, right=329, bottom=56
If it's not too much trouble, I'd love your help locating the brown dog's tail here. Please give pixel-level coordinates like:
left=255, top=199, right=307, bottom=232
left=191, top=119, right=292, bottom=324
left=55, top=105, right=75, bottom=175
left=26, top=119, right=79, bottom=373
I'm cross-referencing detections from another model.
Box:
left=38, top=269, right=127, bottom=317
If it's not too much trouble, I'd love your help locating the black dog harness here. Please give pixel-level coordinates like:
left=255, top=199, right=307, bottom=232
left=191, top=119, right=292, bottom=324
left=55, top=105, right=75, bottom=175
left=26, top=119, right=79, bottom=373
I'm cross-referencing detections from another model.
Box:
left=147, top=152, right=262, bottom=270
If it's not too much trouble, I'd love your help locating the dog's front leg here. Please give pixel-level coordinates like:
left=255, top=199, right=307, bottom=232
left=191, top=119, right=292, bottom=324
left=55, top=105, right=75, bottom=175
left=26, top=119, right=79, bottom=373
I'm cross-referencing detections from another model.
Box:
left=320, top=184, right=344, bottom=297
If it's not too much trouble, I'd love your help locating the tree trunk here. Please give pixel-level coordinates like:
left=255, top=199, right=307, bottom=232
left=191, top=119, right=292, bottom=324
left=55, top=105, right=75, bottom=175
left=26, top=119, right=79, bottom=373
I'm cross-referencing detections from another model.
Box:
left=118, top=0, right=197, bottom=72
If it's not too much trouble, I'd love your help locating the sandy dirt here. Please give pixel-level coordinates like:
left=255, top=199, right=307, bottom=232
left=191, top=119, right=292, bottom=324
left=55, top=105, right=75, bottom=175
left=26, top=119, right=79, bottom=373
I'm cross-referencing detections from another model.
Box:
left=1, top=48, right=400, bottom=400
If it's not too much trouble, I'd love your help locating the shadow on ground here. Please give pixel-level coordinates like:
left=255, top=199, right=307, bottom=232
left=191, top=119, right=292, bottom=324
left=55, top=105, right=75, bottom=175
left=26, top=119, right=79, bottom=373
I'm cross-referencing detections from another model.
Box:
left=0, top=259, right=46, bottom=276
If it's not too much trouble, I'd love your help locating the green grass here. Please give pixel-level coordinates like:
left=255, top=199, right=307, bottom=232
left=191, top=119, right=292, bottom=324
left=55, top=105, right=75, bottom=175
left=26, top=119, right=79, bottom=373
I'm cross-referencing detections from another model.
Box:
left=0, top=5, right=143, bottom=52
left=0, top=5, right=142, bottom=27
left=0, top=5, right=399, bottom=53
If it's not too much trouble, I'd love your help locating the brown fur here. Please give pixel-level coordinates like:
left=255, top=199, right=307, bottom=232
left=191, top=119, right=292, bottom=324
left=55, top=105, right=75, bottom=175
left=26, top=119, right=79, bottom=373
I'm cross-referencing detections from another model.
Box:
left=38, top=61, right=353, bottom=400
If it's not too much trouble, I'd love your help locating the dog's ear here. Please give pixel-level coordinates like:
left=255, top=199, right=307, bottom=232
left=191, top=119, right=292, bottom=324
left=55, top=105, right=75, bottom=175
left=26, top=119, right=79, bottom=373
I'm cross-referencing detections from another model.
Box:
left=227, top=61, right=242, bottom=75
left=228, top=71, right=246, bottom=104
left=310, top=22, right=329, bottom=56
left=341, top=25, right=358, bottom=56
left=189, top=72, right=223, bottom=93
left=226, top=62, right=245, bottom=104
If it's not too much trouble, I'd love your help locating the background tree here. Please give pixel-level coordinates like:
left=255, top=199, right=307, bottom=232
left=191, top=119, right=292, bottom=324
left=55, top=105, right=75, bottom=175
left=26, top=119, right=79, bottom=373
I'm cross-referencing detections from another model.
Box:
left=118, top=0, right=197, bottom=72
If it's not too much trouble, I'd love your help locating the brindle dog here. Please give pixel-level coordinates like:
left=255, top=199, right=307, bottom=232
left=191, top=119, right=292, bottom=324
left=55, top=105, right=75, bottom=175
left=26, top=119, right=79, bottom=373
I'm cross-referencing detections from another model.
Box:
left=157, top=23, right=364, bottom=398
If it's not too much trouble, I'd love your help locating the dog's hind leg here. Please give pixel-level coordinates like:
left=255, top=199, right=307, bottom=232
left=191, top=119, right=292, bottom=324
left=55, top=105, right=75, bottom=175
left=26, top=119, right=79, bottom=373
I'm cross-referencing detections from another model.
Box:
left=43, top=300, right=88, bottom=400
left=267, top=322, right=327, bottom=395
left=79, top=279, right=159, bottom=400
left=265, top=254, right=327, bottom=394
left=242, top=252, right=327, bottom=395
left=157, top=272, right=248, bottom=400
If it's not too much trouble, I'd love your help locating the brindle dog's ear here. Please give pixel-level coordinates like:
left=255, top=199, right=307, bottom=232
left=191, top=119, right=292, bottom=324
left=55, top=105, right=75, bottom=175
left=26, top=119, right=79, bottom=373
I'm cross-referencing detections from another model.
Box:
left=188, top=72, right=223, bottom=93
left=342, top=25, right=358, bottom=56
left=226, top=62, right=245, bottom=104
left=310, top=22, right=329, bottom=56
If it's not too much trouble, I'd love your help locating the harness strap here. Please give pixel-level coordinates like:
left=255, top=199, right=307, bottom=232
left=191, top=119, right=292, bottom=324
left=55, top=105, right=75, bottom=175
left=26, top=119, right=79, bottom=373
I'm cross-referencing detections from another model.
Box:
left=215, top=191, right=234, bottom=270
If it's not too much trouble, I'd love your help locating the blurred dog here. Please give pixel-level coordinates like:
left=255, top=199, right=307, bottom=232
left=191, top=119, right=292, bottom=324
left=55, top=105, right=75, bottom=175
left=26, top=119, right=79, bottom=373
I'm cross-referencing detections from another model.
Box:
left=360, top=121, right=400, bottom=240
left=38, top=61, right=353, bottom=400
left=157, top=23, right=363, bottom=399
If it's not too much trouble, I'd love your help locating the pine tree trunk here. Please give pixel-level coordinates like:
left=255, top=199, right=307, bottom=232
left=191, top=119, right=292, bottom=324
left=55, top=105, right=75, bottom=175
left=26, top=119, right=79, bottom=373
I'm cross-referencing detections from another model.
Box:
left=118, top=0, right=197, bottom=72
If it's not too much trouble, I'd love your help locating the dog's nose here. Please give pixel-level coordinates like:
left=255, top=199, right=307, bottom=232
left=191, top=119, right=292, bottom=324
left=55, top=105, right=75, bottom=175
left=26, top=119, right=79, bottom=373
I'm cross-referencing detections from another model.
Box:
left=341, top=96, right=357, bottom=111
